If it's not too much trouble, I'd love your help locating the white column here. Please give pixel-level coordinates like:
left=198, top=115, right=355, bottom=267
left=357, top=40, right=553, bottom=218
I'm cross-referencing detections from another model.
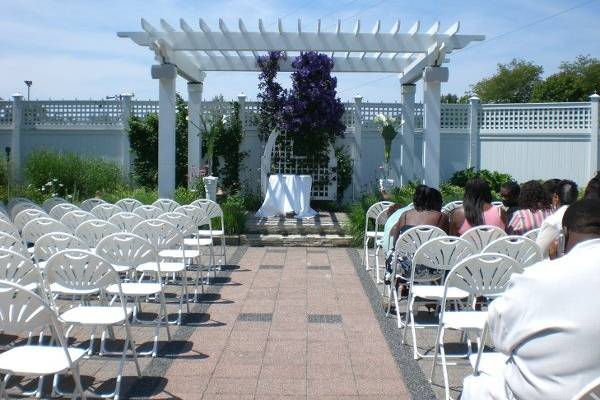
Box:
left=152, top=64, right=177, bottom=199
left=468, top=96, right=481, bottom=171
left=238, top=92, right=247, bottom=131
left=352, top=95, right=363, bottom=199
left=187, top=81, right=203, bottom=188
left=11, top=93, right=24, bottom=182
left=120, top=93, right=133, bottom=180
left=401, top=84, right=416, bottom=184
left=422, top=67, right=448, bottom=189
left=590, top=93, right=600, bottom=178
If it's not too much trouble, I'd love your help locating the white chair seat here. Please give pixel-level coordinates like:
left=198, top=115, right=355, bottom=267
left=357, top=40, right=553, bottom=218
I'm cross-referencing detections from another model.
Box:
left=112, top=264, right=130, bottom=273
left=106, top=282, right=162, bottom=297
left=0, top=345, right=86, bottom=376
left=183, top=237, right=213, bottom=247
left=411, top=285, right=469, bottom=300
left=442, top=311, right=488, bottom=331
left=366, top=231, right=384, bottom=238
left=50, top=282, right=99, bottom=296
left=197, top=229, right=223, bottom=236
left=469, top=352, right=508, bottom=376
left=60, top=306, right=133, bottom=325
left=137, top=261, right=185, bottom=273
left=159, top=249, right=200, bottom=259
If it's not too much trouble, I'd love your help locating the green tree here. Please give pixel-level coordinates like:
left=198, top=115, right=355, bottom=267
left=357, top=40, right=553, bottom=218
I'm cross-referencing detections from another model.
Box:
left=470, top=59, right=543, bottom=103
left=441, top=93, right=469, bottom=104
left=532, top=55, right=600, bottom=102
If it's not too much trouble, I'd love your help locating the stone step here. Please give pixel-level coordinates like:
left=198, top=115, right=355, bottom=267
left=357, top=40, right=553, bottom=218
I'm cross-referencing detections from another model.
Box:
left=238, top=233, right=354, bottom=247
left=245, top=212, right=349, bottom=235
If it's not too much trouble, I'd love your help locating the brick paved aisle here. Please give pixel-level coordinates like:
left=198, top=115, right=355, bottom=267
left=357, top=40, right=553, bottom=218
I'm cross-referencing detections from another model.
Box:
left=161, top=247, right=410, bottom=399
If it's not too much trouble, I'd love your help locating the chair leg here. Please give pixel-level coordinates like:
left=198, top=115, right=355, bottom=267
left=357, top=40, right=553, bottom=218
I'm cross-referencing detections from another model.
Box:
left=124, top=321, right=141, bottom=377
left=430, top=323, right=444, bottom=383
left=0, top=375, right=9, bottom=400
left=71, top=364, right=87, bottom=400
left=363, top=237, right=369, bottom=270
left=393, top=286, right=402, bottom=328
left=374, top=246, right=381, bottom=282
left=438, top=327, right=451, bottom=400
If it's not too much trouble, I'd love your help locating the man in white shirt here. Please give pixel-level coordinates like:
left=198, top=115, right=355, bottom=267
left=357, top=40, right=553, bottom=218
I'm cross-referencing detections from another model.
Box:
left=536, top=179, right=578, bottom=257
left=462, top=199, right=600, bottom=400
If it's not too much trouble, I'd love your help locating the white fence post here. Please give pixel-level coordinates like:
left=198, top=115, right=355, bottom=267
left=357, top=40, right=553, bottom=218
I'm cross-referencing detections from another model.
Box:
left=238, top=92, right=246, bottom=131
left=10, top=93, right=23, bottom=182
left=352, top=95, right=363, bottom=199
left=120, top=93, right=133, bottom=180
left=468, top=96, right=481, bottom=171
left=590, top=93, right=600, bottom=178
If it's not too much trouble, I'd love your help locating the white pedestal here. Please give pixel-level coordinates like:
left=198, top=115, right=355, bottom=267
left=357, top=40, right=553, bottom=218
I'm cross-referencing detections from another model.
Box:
left=203, top=176, right=218, bottom=201
left=379, top=178, right=395, bottom=192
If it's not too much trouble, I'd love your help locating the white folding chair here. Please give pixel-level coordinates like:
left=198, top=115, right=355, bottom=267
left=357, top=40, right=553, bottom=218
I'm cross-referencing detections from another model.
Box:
left=133, top=219, right=189, bottom=325
left=363, top=201, right=393, bottom=271
left=523, top=228, right=541, bottom=241
left=10, top=201, right=42, bottom=221
left=152, top=198, right=180, bottom=213
left=45, top=250, right=141, bottom=399
left=97, top=232, right=171, bottom=357
left=22, top=218, right=71, bottom=245
left=373, top=209, right=393, bottom=282
left=0, top=248, right=41, bottom=291
left=442, top=201, right=463, bottom=215
left=402, top=236, right=476, bottom=360
left=191, top=199, right=227, bottom=268
left=42, top=197, right=68, bottom=213
left=483, top=235, right=543, bottom=267
left=14, top=208, right=48, bottom=232
left=386, top=225, right=446, bottom=327
left=33, top=232, right=86, bottom=272
left=8, top=197, right=34, bottom=211
left=430, top=253, right=523, bottom=400
left=133, top=205, right=163, bottom=220
left=175, top=205, right=215, bottom=282
left=79, top=198, right=106, bottom=212
left=460, top=225, right=507, bottom=253
left=49, top=203, right=80, bottom=220
left=75, top=219, right=120, bottom=249
left=573, top=376, right=600, bottom=400
left=109, top=212, right=145, bottom=232
left=90, top=203, right=122, bottom=220
left=0, top=211, right=10, bottom=223
left=115, top=198, right=143, bottom=212
left=60, top=210, right=94, bottom=232
left=0, top=281, right=86, bottom=399
left=0, top=231, right=28, bottom=256
left=0, top=219, right=21, bottom=240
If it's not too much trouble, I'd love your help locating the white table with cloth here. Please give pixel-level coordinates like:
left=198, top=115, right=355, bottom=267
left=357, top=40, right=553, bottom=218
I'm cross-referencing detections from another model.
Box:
left=256, top=174, right=317, bottom=219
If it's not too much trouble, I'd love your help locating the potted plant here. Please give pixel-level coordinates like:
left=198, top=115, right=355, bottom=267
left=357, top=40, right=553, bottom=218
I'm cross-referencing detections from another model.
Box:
left=373, top=113, right=403, bottom=190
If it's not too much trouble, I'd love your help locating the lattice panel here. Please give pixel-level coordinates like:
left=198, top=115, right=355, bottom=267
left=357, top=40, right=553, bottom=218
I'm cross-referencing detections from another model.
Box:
left=480, top=103, right=591, bottom=132
left=23, top=101, right=122, bottom=127
left=0, top=102, right=12, bottom=126
left=414, top=103, right=424, bottom=130
left=360, top=103, right=402, bottom=128
left=342, top=103, right=356, bottom=127
left=441, top=104, right=469, bottom=130
left=132, top=101, right=159, bottom=118
left=242, top=102, right=260, bottom=127
left=270, top=131, right=336, bottom=200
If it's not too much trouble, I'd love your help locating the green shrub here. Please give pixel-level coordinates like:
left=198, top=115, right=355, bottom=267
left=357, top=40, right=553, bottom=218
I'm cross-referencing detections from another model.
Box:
left=440, top=184, right=465, bottom=203
left=220, top=192, right=247, bottom=235
left=175, top=187, right=202, bottom=205
left=241, top=191, right=262, bottom=212
left=102, top=186, right=158, bottom=204
left=448, top=167, right=513, bottom=193
left=24, top=150, right=124, bottom=201
left=345, top=192, right=380, bottom=247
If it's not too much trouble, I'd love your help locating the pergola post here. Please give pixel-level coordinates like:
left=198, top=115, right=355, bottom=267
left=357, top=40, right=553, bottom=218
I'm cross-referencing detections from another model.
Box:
left=187, top=81, right=203, bottom=188
left=422, top=66, right=448, bottom=188
left=590, top=93, right=600, bottom=178
left=401, top=83, right=416, bottom=184
left=352, top=95, right=363, bottom=199
left=10, top=93, right=23, bottom=182
left=152, top=63, right=177, bottom=199
left=120, top=93, right=133, bottom=180
left=468, top=96, right=481, bottom=171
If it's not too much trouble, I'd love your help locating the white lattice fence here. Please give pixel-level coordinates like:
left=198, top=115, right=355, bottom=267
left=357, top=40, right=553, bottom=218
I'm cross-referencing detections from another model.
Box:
left=360, top=103, right=402, bottom=128
left=441, top=104, right=469, bottom=131
left=415, top=103, right=424, bottom=130
left=132, top=101, right=159, bottom=118
left=23, top=101, right=123, bottom=127
left=0, top=102, right=12, bottom=127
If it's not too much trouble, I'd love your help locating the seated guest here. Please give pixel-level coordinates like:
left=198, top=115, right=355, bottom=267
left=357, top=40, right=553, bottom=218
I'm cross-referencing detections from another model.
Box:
left=449, top=178, right=506, bottom=236
left=380, top=185, right=423, bottom=254
left=507, top=180, right=554, bottom=235
left=584, top=172, right=600, bottom=200
left=462, top=200, right=600, bottom=400
left=542, top=178, right=561, bottom=205
left=536, top=179, right=578, bottom=257
left=499, top=180, right=520, bottom=224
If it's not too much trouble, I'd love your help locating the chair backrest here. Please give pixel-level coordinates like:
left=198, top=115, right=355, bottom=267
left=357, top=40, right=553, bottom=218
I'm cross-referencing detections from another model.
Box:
left=49, top=202, right=81, bottom=220
left=96, top=232, right=158, bottom=274
left=34, top=232, right=86, bottom=263
left=45, top=249, right=119, bottom=292
left=0, top=280, right=55, bottom=336
left=191, top=199, right=223, bottom=219
left=0, top=232, right=28, bottom=255
left=158, top=212, right=196, bottom=236
left=0, top=210, right=10, bottom=223
left=10, top=201, right=43, bottom=221
left=22, top=217, right=70, bottom=244
left=523, top=228, right=541, bottom=241
left=394, top=225, right=446, bottom=258
left=115, top=197, right=143, bottom=212
left=108, top=212, right=145, bottom=232
left=411, top=236, right=476, bottom=283
left=8, top=197, right=34, bottom=211
left=132, top=219, right=182, bottom=250
left=491, top=201, right=504, bottom=207
left=572, top=375, right=600, bottom=400
left=483, top=236, right=543, bottom=268
left=365, top=201, right=393, bottom=228
left=79, top=198, right=106, bottom=212
left=42, top=197, right=68, bottom=213
left=0, top=219, right=20, bottom=239
left=14, top=208, right=48, bottom=231
left=152, top=198, right=180, bottom=213
left=90, top=203, right=122, bottom=220
left=75, top=219, right=120, bottom=248
left=442, top=200, right=463, bottom=215
left=60, top=210, right=95, bottom=232
left=0, top=248, right=41, bottom=288
left=133, top=205, right=163, bottom=220
left=174, top=205, right=210, bottom=228
left=461, top=225, right=507, bottom=252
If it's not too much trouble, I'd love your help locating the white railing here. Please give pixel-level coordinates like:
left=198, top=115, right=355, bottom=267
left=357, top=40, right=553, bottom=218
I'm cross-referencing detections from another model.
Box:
left=23, top=100, right=123, bottom=128
left=480, top=102, right=591, bottom=133
left=0, top=102, right=12, bottom=127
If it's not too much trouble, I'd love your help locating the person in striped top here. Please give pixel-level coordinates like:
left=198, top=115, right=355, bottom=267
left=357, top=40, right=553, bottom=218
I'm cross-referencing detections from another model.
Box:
left=507, top=180, right=554, bottom=235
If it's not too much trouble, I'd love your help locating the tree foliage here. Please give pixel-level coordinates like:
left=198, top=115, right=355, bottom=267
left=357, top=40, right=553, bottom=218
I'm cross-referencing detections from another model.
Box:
left=532, top=55, right=600, bottom=102
left=470, top=59, right=543, bottom=103
left=441, top=93, right=469, bottom=104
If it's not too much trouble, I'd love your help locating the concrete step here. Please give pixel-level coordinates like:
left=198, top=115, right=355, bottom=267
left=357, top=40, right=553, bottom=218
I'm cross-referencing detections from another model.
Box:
left=238, top=233, right=353, bottom=247
left=246, top=212, right=349, bottom=235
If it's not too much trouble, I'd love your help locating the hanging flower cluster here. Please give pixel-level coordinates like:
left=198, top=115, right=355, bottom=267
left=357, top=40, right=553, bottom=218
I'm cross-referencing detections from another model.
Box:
left=373, top=113, right=404, bottom=163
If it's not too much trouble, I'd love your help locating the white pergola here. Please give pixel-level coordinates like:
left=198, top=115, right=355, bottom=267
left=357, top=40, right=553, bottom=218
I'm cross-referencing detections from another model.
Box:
left=118, top=18, right=484, bottom=197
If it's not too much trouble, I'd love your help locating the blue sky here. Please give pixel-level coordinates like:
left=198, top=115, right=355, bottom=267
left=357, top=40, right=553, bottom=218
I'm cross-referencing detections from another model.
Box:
left=1, top=0, right=599, bottom=102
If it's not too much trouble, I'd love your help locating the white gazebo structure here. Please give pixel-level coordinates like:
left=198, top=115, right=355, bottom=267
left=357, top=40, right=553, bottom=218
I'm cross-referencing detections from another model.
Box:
left=118, top=18, right=484, bottom=198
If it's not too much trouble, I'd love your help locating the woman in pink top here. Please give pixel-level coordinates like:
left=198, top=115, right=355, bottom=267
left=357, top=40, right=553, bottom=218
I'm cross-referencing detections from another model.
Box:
left=450, top=178, right=507, bottom=236
left=507, top=180, right=554, bottom=235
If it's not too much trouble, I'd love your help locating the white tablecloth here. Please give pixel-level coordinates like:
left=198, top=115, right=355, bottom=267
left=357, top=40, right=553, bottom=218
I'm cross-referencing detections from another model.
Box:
left=256, top=174, right=317, bottom=219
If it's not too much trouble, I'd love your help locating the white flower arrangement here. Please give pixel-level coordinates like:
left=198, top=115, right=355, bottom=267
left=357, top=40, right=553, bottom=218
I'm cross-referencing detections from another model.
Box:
left=373, top=113, right=403, bottom=128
